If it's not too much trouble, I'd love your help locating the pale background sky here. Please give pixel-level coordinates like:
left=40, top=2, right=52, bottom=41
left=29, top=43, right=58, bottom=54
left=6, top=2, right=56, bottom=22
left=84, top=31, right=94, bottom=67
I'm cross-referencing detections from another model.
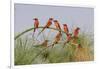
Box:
left=14, top=3, right=94, bottom=35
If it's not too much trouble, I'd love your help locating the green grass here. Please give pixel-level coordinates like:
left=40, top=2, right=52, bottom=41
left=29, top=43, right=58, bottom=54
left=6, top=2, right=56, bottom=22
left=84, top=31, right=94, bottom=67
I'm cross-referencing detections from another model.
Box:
left=14, top=33, right=94, bottom=65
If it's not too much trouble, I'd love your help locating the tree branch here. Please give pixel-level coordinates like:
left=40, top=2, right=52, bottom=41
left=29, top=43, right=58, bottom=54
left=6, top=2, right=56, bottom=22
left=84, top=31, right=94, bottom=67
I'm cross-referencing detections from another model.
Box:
left=15, top=26, right=66, bottom=40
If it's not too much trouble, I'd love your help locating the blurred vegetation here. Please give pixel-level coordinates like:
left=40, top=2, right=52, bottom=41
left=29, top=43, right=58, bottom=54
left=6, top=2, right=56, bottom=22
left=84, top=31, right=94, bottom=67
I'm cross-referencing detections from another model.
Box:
left=14, top=32, right=94, bottom=65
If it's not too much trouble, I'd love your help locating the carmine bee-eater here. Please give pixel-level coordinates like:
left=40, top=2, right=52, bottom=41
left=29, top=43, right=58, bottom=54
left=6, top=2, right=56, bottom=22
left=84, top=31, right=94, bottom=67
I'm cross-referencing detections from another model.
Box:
left=63, top=24, right=69, bottom=34
left=32, top=18, right=39, bottom=38
left=52, top=32, right=62, bottom=47
left=66, top=33, right=72, bottom=43
left=63, top=33, right=72, bottom=47
left=73, top=27, right=80, bottom=38
left=77, top=44, right=82, bottom=48
left=38, top=18, right=53, bottom=36
left=41, top=40, right=49, bottom=47
left=33, top=18, right=39, bottom=32
left=54, top=20, right=61, bottom=30
left=34, top=40, right=49, bottom=48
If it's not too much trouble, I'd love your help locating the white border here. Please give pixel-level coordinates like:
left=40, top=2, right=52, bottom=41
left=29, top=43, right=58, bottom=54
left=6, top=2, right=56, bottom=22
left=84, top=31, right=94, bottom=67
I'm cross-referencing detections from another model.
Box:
left=10, top=0, right=96, bottom=69
left=14, top=0, right=95, bottom=8
left=10, top=0, right=14, bottom=68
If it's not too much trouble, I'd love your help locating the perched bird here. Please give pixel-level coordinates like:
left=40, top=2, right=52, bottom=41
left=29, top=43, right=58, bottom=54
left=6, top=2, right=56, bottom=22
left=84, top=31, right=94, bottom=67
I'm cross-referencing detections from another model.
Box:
left=70, top=27, right=81, bottom=48
left=66, top=33, right=72, bottom=43
left=38, top=18, right=53, bottom=36
left=77, top=44, right=82, bottom=48
left=63, top=24, right=69, bottom=34
left=73, top=27, right=80, bottom=38
left=54, top=20, right=62, bottom=38
left=62, top=24, right=69, bottom=44
left=52, top=32, right=62, bottom=47
left=32, top=18, right=39, bottom=38
left=41, top=40, right=49, bottom=47
left=33, top=18, right=39, bottom=32
left=63, top=33, right=72, bottom=47
left=34, top=40, right=49, bottom=47
left=54, top=20, right=61, bottom=30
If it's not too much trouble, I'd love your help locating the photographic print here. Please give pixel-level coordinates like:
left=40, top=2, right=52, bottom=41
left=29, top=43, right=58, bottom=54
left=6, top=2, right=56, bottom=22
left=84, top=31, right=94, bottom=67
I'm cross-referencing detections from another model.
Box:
left=14, top=3, right=94, bottom=65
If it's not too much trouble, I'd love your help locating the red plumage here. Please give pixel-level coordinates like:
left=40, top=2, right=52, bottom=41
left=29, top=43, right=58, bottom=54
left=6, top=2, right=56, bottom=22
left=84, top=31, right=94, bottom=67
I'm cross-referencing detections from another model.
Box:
left=54, top=20, right=61, bottom=30
left=66, top=33, right=72, bottom=43
left=38, top=18, right=53, bottom=36
left=74, top=27, right=80, bottom=37
left=63, top=24, right=69, bottom=34
left=33, top=18, right=39, bottom=32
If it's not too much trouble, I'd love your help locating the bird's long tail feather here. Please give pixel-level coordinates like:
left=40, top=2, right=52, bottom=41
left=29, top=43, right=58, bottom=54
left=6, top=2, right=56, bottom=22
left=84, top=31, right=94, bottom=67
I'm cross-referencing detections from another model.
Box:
left=34, top=28, right=36, bottom=32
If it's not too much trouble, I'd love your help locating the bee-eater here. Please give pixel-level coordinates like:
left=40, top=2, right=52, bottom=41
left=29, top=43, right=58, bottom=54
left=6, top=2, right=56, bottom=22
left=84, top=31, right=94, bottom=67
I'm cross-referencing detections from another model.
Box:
left=77, top=44, right=82, bottom=48
left=63, top=24, right=69, bottom=34
left=52, top=32, right=62, bottom=47
left=54, top=20, right=61, bottom=30
left=63, top=33, right=72, bottom=47
left=66, top=33, right=72, bottom=43
left=38, top=18, right=53, bottom=36
left=73, top=27, right=80, bottom=38
left=33, top=18, right=39, bottom=32
left=41, top=40, right=49, bottom=47
left=34, top=40, right=49, bottom=48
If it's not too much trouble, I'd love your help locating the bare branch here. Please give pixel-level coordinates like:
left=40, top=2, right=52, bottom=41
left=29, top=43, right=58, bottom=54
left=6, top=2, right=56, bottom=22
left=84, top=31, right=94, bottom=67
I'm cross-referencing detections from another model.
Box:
left=15, top=26, right=66, bottom=40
